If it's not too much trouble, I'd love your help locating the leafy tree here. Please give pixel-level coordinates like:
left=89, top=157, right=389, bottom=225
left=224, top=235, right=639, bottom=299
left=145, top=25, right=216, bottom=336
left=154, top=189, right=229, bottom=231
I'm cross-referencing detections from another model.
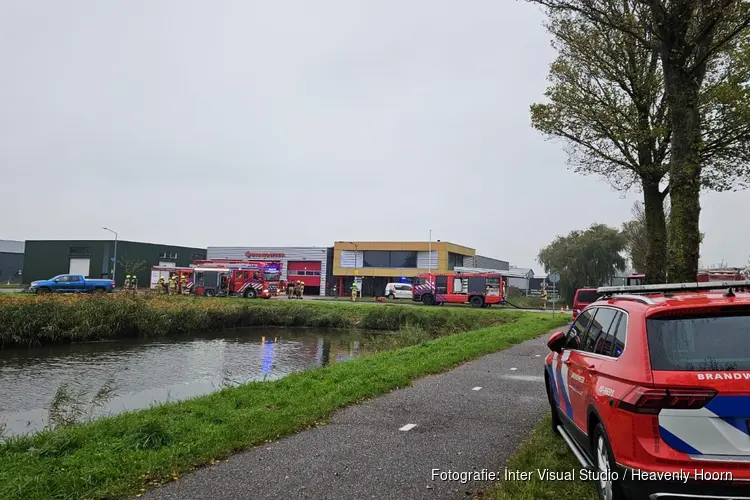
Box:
left=621, top=202, right=662, bottom=274
left=529, top=0, right=750, bottom=282
left=538, top=224, right=627, bottom=302
left=622, top=200, right=705, bottom=273
left=118, top=258, right=147, bottom=281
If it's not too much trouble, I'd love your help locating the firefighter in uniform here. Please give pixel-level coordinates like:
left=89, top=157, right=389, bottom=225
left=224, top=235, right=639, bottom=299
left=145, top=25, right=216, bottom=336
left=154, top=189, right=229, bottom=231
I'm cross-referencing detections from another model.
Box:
left=180, top=275, right=187, bottom=295
left=293, top=280, right=300, bottom=299
left=126, top=275, right=133, bottom=291
left=297, top=280, right=305, bottom=298
left=540, top=283, right=548, bottom=309
left=169, top=276, right=177, bottom=295
left=286, top=281, right=294, bottom=298
left=157, top=276, right=165, bottom=294
left=351, top=281, right=358, bottom=302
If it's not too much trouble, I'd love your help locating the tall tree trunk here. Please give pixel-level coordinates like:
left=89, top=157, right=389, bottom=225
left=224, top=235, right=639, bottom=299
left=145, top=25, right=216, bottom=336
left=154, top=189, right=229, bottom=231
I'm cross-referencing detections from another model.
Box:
left=641, top=178, right=668, bottom=284
left=664, top=68, right=702, bottom=282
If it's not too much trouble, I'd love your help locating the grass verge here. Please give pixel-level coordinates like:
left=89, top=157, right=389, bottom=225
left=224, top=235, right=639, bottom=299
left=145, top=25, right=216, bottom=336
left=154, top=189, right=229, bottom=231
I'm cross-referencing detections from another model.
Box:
left=0, top=313, right=568, bottom=500
left=0, top=294, right=522, bottom=347
left=477, top=415, right=597, bottom=500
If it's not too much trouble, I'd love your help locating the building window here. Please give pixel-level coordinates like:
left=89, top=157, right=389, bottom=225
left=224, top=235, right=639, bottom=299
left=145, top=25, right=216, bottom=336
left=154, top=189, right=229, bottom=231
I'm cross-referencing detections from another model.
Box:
left=159, top=251, right=178, bottom=260
left=70, top=246, right=91, bottom=256
left=363, top=251, right=390, bottom=268
left=288, top=270, right=322, bottom=276
left=362, top=250, right=418, bottom=268
left=389, top=251, right=417, bottom=268
left=448, top=252, right=465, bottom=270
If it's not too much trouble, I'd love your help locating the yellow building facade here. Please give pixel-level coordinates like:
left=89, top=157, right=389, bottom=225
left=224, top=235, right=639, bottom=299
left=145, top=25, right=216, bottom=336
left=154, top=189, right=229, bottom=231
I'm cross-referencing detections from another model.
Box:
left=332, top=241, right=476, bottom=297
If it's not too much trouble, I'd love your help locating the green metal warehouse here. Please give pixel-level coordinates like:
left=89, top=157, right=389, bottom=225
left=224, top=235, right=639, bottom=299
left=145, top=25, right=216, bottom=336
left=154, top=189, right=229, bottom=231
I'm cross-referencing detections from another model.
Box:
left=22, top=240, right=206, bottom=287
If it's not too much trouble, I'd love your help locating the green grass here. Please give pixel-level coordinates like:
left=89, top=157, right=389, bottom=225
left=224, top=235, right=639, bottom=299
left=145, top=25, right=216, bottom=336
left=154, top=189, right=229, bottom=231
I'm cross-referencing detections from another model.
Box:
left=0, top=294, right=522, bottom=347
left=0, top=312, right=568, bottom=500
left=478, top=416, right=597, bottom=500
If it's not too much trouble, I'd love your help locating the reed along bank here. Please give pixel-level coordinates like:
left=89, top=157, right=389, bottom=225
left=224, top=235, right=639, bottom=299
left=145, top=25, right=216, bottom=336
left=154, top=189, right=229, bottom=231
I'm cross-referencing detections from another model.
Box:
left=0, top=294, right=537, bottom=348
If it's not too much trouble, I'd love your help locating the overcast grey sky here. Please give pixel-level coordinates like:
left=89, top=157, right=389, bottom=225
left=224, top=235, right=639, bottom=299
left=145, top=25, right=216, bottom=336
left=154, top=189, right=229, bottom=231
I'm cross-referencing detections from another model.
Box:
left=1, top=1, right=747, bottom=269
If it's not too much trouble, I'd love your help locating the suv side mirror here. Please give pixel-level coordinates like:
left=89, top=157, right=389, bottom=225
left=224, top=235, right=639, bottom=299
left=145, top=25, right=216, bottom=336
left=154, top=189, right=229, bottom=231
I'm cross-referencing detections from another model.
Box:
left=547, top=331, right=566, bottom=353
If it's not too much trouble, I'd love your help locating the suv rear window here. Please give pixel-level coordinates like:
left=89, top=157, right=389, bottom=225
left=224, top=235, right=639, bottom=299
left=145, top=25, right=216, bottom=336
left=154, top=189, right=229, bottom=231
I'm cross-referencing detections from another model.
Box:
left=646, top=315, right=750, bottom=371
left=575, top=290, right=600, bottom=303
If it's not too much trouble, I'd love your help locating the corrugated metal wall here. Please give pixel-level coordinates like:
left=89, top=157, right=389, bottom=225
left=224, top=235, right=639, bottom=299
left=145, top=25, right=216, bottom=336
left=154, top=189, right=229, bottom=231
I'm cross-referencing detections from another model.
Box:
left=22, top=240, right=206, bottom=286
left=463, top=254, right=509, bottom=270
left=206, top=247, right=329, bottom=295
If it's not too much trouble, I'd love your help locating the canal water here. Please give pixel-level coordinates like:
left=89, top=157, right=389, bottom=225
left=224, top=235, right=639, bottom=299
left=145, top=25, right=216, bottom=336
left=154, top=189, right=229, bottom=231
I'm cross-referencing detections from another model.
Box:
left=0, top=328, right=368, bottom=437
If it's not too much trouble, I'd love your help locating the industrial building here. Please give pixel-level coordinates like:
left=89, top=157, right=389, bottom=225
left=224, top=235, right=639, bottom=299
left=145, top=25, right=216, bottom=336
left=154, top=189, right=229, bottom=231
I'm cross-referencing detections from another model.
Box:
left=0, top=240, right=24, bottom=284
left=22, top=240, right=206, bottom=287
left=331, top=241, right=509, bottom=297
left=206, top=246, right=333, bottom=296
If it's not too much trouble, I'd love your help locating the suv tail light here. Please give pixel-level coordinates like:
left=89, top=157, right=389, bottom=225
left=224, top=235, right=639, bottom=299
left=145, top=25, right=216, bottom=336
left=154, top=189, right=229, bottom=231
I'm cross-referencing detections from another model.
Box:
left=617, top=386, right=717, bottom=414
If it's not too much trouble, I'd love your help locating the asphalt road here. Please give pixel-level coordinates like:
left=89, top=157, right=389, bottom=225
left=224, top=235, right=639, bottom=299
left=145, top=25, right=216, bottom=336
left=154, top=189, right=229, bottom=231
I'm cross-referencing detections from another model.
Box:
left=139, top=326, right=567, bottom=500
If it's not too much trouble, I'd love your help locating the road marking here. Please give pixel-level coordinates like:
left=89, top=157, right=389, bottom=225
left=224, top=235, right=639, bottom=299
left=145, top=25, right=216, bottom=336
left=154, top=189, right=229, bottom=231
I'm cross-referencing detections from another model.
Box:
left=399, top=424, right=417, bottom=431
left=472, top=386, right=482, bottom=391
left=510, top=367, right=517, bottom=371
left=535, top=354, right=541, bottom=357
left=500, top=374, right=545, bottom=382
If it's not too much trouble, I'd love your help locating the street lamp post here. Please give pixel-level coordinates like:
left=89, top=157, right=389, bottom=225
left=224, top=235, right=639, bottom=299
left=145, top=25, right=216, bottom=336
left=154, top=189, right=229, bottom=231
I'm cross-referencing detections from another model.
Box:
left=428, top=230, right=432, bottom=273
left=348, top=242, right=359, bottom=297
left=102, top=227, right=118, bottom=284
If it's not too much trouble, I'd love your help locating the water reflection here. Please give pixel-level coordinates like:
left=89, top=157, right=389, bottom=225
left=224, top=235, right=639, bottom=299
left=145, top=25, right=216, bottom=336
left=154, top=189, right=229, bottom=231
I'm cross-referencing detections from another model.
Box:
left=0, top=328, right=369, bottom=436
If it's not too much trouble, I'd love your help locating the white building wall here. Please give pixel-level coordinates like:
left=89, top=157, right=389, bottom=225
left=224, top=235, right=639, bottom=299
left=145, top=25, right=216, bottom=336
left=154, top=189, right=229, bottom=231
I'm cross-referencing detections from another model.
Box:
left=206, top=247, right=329, bottom=295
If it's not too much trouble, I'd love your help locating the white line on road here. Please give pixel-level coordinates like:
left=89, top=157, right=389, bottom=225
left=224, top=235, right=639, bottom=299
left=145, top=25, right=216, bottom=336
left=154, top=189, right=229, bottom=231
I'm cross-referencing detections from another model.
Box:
left=499, top=374, right=545, bottom=382
left=472, top=387, right=482, bottom=391
left=399, top=424, right=417, bottom=431
left=535, top=354, right=541, bottom=357
left=510, top=367, right=517, bottom=371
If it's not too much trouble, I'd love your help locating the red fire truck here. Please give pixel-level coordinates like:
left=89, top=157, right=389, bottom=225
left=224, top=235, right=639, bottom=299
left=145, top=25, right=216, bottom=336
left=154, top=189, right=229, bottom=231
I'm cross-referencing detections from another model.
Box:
left=412, top=271, right=506, bottom=308
left=696, top=268, right=747, bottom=282
left=626, top=269, right=748, bottom=285
left=191, top=259, right=282, bottom=298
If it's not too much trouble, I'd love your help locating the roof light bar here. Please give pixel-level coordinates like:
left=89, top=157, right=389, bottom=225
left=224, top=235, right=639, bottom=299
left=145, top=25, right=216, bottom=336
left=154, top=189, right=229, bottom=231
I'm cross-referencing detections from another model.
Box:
left=597, top=280, right=750, bottom=295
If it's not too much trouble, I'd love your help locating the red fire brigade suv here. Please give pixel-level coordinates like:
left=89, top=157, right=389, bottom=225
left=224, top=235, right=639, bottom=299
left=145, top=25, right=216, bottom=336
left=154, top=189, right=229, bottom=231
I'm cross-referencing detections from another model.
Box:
left=544, top=280, right=750, bottom=500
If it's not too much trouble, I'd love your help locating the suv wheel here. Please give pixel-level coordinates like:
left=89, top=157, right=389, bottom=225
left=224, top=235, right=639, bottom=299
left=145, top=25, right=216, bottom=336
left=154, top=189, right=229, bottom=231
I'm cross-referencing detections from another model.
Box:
left=546, top=374, right=562, bottom=435
left=388, top=293, right=395, bottom=299
left=592, top=423, right=625, bottom=500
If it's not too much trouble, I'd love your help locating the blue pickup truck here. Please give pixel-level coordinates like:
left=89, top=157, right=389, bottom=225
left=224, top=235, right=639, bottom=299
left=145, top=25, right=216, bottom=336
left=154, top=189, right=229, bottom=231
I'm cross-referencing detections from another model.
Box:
left=29, top=274, right=116, bottom=294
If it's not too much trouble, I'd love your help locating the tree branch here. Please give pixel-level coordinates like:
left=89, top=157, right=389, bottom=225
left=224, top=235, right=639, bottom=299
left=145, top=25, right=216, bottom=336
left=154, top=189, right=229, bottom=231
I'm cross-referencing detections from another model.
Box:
left=689, top=13, right=750, bottom=75
left=530, top=0, right=655, bottom=46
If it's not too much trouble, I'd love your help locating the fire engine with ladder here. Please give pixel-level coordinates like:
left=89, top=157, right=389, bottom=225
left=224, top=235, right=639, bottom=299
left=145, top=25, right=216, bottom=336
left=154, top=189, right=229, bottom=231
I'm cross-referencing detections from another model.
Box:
left=412, top=271, right=507, bottom=308
left=190, top=259, right=283, bottom=298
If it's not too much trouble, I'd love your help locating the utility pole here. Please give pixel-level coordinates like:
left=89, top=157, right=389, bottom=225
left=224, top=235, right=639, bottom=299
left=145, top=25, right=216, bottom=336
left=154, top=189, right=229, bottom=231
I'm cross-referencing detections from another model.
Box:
left=428, top=230, right=432, bottom=273
left=348, top=241, right=360, bottom=297
left=102, top=227, right=118, bottom=284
